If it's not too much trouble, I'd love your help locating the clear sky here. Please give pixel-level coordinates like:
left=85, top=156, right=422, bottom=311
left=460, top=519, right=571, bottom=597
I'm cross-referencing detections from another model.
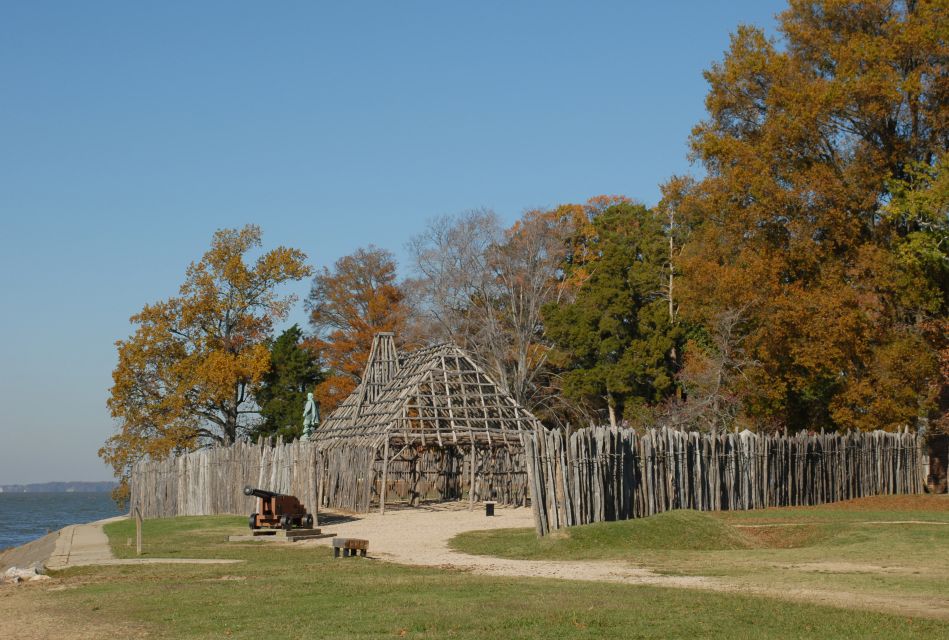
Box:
left=0, top=1, right=785, bottom=484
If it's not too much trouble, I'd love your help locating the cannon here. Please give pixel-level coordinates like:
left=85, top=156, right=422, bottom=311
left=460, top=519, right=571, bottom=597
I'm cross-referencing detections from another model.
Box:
left=243, top=485, right=314, bottom=530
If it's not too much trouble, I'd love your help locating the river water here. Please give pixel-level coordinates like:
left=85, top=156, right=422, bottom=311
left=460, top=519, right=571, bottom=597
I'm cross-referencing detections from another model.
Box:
left=0, top=493, right=123, bottom=550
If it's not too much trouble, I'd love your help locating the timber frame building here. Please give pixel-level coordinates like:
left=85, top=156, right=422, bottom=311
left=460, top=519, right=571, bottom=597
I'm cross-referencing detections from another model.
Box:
left=309, top=333, right=541, bottom=512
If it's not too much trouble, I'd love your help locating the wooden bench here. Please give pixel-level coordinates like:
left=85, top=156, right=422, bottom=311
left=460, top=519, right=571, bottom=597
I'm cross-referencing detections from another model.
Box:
left=332, top=537, right=368, bottom=558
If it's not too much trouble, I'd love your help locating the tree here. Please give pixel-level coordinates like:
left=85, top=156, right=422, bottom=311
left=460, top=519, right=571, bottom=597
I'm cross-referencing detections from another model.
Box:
left=408, top=209, right=502, bottom=352
left=661, top=308, right=757, bottom=433
left=408, top=207, right=575, bottom=417
left=306, top=246, right=410, bottom=414
left=100, top=225, right=311, bottom=500
left=543, top=202, right=680, bottom=427
left=667, top=0, right=947, bottom=431
left=252, top=325, right=323, bottom=442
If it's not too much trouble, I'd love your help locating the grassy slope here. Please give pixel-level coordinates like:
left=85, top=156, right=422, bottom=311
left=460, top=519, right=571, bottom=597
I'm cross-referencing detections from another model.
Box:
left=451, top=495, right=949, bottom=604
left=4, top=499, right=942, bottom=639
left=451, top=510, right=754, bottom=561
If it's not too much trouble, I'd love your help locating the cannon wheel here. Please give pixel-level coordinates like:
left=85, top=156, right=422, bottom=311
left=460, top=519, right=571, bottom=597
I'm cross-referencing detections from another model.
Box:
left=248, top=513, right=259, bottom=530
left=280, top=515, right=292, bottom=530
left=302, top=513, right=314, bottom=529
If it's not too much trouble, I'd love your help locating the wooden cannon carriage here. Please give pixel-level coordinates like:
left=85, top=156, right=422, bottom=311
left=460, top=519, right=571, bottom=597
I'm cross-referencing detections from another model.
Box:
left=244, top=485, right=314, bottom=530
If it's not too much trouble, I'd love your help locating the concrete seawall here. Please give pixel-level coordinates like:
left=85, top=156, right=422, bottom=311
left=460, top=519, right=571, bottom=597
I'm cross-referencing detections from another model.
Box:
left=0, top=530, right=59, bottom=573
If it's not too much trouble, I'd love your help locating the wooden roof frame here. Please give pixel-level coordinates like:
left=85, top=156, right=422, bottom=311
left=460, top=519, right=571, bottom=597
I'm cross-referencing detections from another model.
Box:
left=311, top=333, right=540, bottom=450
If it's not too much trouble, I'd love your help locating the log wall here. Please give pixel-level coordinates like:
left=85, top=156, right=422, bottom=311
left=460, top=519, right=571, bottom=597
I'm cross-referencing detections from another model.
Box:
left=130, top=440, right=528, bottom=518
left=524, top=426, right=925, bottom=535
left=130, top=440, right=321, bottom=520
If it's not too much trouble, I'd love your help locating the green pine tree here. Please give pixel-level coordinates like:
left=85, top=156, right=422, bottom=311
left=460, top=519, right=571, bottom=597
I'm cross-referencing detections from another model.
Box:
left=543, top=202, right=680, bottom=426
left=253, top=325, right=323, bottom=441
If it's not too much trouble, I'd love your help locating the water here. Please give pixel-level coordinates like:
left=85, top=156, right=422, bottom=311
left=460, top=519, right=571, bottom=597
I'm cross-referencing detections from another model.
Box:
left=0, top=493, right=123, bottom=550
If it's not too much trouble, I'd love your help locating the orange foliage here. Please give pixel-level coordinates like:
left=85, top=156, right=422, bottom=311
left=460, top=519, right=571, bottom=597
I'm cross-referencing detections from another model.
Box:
left=101, top=225, right=311, bottom=495
left=550, top=196, right=632, bottom=289
left=667, top=1, right=946, bottom=431
left=306, top=246, right=410, bottom=414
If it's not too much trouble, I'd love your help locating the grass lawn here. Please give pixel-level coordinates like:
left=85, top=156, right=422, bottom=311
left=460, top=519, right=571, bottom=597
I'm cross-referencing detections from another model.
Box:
left=0, top=497, right=945, bottom=639
left=451, top=495, right=949, bottom=613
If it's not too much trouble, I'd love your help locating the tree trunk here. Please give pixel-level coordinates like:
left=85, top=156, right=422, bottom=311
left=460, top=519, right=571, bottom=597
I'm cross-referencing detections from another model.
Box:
left=224, top=402, right=238, bottom=444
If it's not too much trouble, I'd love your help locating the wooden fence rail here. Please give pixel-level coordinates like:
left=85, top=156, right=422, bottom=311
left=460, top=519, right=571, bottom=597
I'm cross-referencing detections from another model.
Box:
left=523, top=426, right=925, bottom=536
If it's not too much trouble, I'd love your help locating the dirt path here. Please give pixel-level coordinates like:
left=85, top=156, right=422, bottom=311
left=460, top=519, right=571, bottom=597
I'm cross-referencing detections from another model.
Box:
left=307, top=504, right=712, bottom=587
left=303, top=503, right=949, bottom=620
left=734, top=520, right=949, bottom=528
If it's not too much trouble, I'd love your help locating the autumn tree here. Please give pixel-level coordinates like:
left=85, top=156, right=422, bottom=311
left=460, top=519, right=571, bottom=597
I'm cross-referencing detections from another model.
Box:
left=306, top=246, right=410, bottom=414
left=543, top=202, right=680, bottom=427
left=667, top=0, right=947, bottom=431
left=100, top=225, right=312, bottom=499
left=252, top=324, right=323, bottom=442
left=881, top=155, right=949, bottom=433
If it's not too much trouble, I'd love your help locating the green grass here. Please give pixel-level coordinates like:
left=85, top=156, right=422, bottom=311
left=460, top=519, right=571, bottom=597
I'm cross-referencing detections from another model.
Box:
left=451, top=510, right=756, bottom=560
left=8, top=497, right=947, bottom=639
left=107, top=515, right=246, bottom=559
left=449, top=496, right=949, bottom=608
left=451, top=496, right=949, bottom=560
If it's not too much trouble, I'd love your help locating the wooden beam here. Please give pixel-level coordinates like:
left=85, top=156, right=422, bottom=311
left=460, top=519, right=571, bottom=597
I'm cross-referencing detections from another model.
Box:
left=380, top=439, right=389, bottom=515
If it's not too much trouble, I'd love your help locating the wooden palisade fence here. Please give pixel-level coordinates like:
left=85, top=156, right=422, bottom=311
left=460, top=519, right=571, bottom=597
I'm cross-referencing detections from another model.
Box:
left=129, top=333, right=536, bottom=520
left=130, top=439, right=528, bottom=519
left=523, top=426, right=925, bottom=535
left=130, top=440, right=320, bottom=520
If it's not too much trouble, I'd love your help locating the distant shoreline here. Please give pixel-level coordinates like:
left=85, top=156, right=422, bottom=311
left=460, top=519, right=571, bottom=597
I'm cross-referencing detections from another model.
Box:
left=0, top=482, right=116, bottom=493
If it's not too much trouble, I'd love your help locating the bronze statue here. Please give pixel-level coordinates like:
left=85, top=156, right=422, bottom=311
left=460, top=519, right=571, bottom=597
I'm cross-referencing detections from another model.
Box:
left=302, top=392, right=320, bottom=440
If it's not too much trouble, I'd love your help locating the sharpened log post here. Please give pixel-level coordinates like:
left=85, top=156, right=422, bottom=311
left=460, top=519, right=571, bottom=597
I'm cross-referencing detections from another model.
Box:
left=133, top=505, right=143, bottom=556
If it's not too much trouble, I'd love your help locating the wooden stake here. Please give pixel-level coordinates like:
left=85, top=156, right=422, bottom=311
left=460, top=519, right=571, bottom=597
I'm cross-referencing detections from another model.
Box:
left=134, top=505, right=143, bottom=556
left=469, top=443, right=477, bottom=510
left=380, top=440, right=389, bottom=515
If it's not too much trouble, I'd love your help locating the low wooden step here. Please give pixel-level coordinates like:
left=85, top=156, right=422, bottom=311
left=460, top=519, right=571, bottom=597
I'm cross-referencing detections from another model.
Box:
left=250, top=527, right=321, bottom=537
left=228, top=531, right=336, bottom=543
left=277, top=529, right=328, bottom=540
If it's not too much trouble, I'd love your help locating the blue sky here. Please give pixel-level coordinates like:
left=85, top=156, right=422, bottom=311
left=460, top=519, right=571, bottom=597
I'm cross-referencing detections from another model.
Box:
left=0, top=1, right=785, bottom=484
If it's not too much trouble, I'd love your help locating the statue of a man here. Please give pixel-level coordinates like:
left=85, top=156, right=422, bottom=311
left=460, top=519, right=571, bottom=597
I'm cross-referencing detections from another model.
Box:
left=302, top=392, right=320, bottom=441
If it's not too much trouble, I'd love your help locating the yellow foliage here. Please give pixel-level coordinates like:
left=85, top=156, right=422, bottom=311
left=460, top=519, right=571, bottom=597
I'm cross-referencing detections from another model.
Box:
left=667, top=1, right=946, bottom=431
left=100, top=225, right=312, bottom=490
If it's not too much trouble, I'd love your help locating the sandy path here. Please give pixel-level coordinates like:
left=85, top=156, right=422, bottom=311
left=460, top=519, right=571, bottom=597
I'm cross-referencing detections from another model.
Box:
left=307, top=504, right=712, bottom=588
left=302, top=502, right=949, bottom=620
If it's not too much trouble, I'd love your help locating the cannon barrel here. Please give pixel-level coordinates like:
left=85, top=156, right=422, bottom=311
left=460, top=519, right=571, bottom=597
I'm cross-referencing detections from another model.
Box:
left=243, top=485, right=280, bottom=499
